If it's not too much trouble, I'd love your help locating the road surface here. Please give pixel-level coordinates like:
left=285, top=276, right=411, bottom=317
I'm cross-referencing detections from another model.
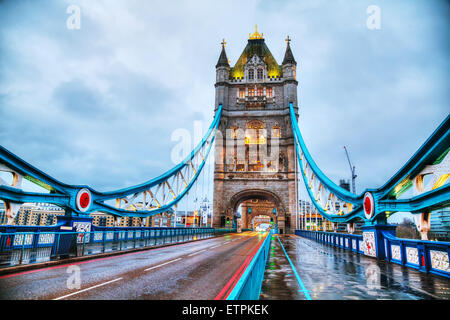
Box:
left=0, top=231, right=267, bottom=300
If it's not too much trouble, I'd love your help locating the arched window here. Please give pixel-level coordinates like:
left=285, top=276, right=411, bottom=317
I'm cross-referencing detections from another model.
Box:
left=257, top=69, right=263, bottom=80
left=272, top=126, right=281, bottom=138
left=247, top=120, right=265, bottom=130
left=248, top=69, right=254, bottom=80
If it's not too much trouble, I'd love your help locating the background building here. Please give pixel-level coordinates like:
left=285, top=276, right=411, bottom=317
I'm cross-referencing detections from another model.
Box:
left=429, top=208, right=450, bottom=241
left=0, top=202, right=65, bottom=226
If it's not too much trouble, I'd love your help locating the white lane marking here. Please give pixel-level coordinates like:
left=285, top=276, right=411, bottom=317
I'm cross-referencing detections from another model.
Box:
left=223, top=241, right=230, bottom=245
left=188, top=249, right=207, bottom=257
left=210, top=244, right=221, bottom=249
left=53, top=277, right=123, bottom=300
left=144, top=258, right=182, bottom=271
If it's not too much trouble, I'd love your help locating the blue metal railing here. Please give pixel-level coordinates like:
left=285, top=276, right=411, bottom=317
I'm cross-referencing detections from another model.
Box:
left=295, top=229, right=450, bottom=278
left=226, top=230, right=272, bottom=300
left=382, top=232, right=450, bottom=278
left=0, top=227, right=236, bottom=268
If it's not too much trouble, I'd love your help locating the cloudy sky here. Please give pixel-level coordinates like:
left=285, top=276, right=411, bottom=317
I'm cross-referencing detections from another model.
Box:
left=0, top=0, right=449, bottom=221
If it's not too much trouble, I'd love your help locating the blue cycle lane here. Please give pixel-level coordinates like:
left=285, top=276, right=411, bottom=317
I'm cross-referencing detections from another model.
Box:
left=260, top=235, right=450, bottom=300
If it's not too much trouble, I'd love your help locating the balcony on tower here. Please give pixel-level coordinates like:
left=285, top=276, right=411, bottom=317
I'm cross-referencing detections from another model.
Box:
left=237, top=86, right=274, bottom=109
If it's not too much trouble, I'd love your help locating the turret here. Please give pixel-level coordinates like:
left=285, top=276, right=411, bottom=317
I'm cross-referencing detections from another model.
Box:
left=215, top=39, right=230, bottom=111
left=281, top=35, right=298, bottom=109
left=216, top=39, right=230, bottom=83
left=282, top=35, right=296, bottom=79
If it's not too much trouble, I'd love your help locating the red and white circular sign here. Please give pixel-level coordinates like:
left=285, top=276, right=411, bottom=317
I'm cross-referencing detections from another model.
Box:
left=76, top=188, right=92, bottom=212
left=363, top=192, right=375, bottom=220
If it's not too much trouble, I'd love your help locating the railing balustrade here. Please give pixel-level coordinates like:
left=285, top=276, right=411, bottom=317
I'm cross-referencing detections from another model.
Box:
left=0, top=226, right=236, bottom=268
left=295, top=229, right=450, bottom=278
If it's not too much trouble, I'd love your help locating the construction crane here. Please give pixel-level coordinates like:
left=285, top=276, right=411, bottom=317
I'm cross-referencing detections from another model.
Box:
left=343, top=146, right=357, bottom=194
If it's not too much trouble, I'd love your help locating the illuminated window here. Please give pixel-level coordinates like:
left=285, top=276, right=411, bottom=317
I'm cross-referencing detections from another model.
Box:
left=272, top=126, right=281, bottom=138
left=246, top=120, right=266, bottom=145
left=248, top=69, right=254, bottom=80
left=257, top=69, right=263, bottom=80
left=231, top=126, right=239, bottom=139
left=239, top=88, right=245, bottom=98
left=249, top=162, right=264, bottom=172
left=266, top=87, right=273, bottom=98
left=248, top=120, right=264, bottom=130
left=248, top=88, right=255, bottom=97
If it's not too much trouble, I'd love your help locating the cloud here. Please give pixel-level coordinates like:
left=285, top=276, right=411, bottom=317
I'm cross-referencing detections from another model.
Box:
left=0, top=0, right=448, bottom=201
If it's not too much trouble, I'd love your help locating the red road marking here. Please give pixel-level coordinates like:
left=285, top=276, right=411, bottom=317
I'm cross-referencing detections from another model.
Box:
left=214, top=234, right=267, bottom=300
left=0, top=237, right=219, bottom=280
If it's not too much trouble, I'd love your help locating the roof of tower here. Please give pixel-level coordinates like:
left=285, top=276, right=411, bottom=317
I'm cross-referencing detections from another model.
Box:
left=216, top=39, right=230, bottom=68
left=282, top=36, right=296, bottom=65
left=230, top=27, right=281, bottom=79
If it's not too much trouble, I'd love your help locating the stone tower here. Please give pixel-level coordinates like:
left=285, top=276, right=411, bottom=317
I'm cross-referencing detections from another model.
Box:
left=213, top=28, right=299, bottom=234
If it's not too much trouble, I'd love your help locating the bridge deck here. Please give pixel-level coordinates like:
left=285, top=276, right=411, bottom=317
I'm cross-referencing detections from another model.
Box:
left=0, top=231, right=265, bottom=300
left=261, top=235, right=450, bottom=300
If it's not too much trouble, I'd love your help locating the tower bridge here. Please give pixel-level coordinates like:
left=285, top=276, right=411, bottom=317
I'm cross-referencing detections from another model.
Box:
left=0, top=28, right=449, bottom=301
left=213, top=28, right=299, bottom=235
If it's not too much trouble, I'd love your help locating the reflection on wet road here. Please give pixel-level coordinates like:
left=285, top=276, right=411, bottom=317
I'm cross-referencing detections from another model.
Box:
left=260, top=235, right=450, bottom=300
left=0, top=232, right=264, bottom=300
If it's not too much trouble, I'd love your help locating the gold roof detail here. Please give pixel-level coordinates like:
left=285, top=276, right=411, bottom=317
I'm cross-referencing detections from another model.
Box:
left=249, top=25, right=263, bottom=40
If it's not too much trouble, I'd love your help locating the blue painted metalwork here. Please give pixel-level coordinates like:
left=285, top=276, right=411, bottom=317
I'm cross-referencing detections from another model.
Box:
left=295, top=229, right=450, bottom=278
left=290, top=102, right=450, bottom=224
left=0, top=105, right=223, bottom=218
left=0, top=225, right=236, bottom=267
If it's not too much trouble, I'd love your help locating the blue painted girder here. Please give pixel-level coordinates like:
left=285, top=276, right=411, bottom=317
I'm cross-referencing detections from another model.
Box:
left=0, top=105, right=223, bottom=217
left=290, top=102, right=450, bottom=224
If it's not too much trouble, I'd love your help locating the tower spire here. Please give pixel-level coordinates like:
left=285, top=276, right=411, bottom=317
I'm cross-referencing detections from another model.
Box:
left=216, top=39, right=230, bottom=68
left=282, top=35, right=296, bottom=65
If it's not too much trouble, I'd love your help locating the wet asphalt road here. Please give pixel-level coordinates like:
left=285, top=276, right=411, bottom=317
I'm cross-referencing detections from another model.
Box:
left=0, top=231, right=266, bottom=300
left=260, top=235, right=450, bottom=300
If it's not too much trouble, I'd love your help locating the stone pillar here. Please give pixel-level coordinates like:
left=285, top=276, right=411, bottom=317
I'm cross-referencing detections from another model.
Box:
left=151, top=216, right=155, bottom=227
left=241, top=205, right=248, bottom=229
left=347, top=222, right=355, bottom=234
left=287, top=143, right=297, bottom=234
left=5, top=201, right=21, bottom=225
left=414, top=212, right=430, bottom=240
left=361, top=224, right=397, bottom=260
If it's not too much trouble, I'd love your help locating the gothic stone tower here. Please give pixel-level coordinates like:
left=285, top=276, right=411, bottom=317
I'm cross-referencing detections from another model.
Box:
left=213, top=28, right=299, bottom=234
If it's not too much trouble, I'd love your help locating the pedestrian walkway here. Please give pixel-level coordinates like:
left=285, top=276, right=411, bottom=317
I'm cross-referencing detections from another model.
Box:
left=260, top=235, right=450, bottom=300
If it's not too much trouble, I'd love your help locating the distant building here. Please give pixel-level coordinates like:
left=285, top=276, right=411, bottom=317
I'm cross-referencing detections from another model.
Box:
left=298, top=199, right=326, bottom=230
left=0, top=202, right=5, bottom=225
left=430, top=208, right=450, bottom=241
left=174, top=210, right=212, bottom=227
left=0, top=203, right=65, bottom=226
left=90, top=213, right=116, bottom=227
left=337, top=180, right=364, bottom=233
left=339, top=179, right=350, bottom=192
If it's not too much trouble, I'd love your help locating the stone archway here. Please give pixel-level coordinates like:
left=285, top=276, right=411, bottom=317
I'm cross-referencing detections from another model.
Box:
left=248, top=211, right=277, bottom=229
left=225, top=189, right=287, bottom=233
